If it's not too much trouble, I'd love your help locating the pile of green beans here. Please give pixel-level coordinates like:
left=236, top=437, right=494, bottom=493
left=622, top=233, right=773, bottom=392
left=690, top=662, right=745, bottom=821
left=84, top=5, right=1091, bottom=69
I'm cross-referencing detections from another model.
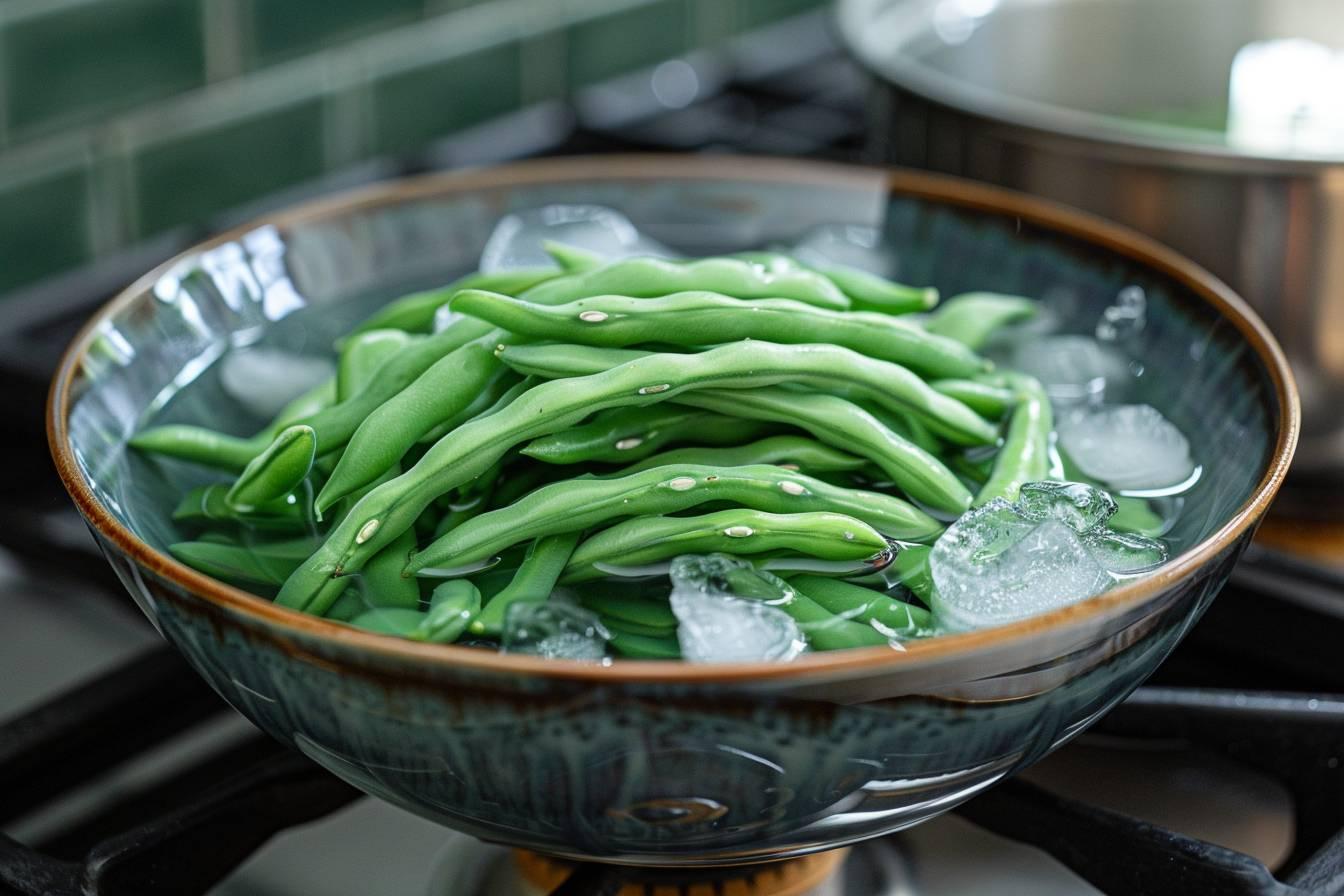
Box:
left=133, top=246, right=1126, bottom=660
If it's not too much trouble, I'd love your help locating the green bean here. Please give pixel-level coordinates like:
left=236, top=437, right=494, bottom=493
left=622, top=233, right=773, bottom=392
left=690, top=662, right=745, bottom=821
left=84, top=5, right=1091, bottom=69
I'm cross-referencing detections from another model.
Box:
left=596, top=615, right=675, bottom=638
left=347, top=268, right=559, bottom=338
left=561, top=510, right=889, bottom=584
left=324, top=588, right=367, bottom=622
left=821, top=266, right=938, bottom=315
left=225, top=425, right=316, bottom=512
left=613, top=435, right=868, bottom=477
left=469, top=532, right=582, bottom=636
left=734, top=251, right=938, bottom=314
left=949, top=450, right=995, bottom=487
left=578, top=592, right=678, bottom=632
left=608, top=630, right=682, bottom=659
left=975, top=374, right=1051, bottom=506
left=431, top=504, right=481, bottom=539
left=169, top=535, right=321, bottom=587
left=521, top=405, right=779, bottom=465
left=470, top=562, right=522, bottom=603
left=788, top=574, right=934, bottom=636
left=543, top=240, right=606, bottom=272
left=337, top=330, right=416, bottom=401
left=174, top=483, right=309, bottom=533
left=277, top=342, right=970, bottom=612
left=520, top=256, right=851, bottom=310
left=486, top=463, right=556, bottom=510
left=407, top=463, right=940, bottom=574
left=315, top=341, right=500, bottom=515
left=129, top=425, right=270, bottom=473
left=418, top=580, right=481, bottom=642
left=416, top=368, right=522, bottom=445
left=451, top=289, right=985, bottom=378
left=495, top=344, right=652, bottom=378
left=349, top=607, right=427, bottom=637
left=889, top=544, right=934, bottom=604
left=866, top=405, right=941, bottom=457
left=926, top=293, right=1037, bottom=350
left=931, top=379, right=1015, bottom=419
left=358, top=528, right=420, bottom=609
left=673, top=389, right=972, bottom=513
left=475, top=374, right=537, bottom=420
left=498, top=342, right=998, bottom=447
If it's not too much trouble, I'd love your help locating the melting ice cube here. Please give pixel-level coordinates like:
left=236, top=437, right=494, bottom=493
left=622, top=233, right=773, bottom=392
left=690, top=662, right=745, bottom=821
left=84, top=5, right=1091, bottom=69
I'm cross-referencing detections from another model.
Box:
left=929, top=481, right=1170, bottom=632
left=219, top=347, right=334, bottom=420
left=1010, top=335, right=1133, bottom=405
left=478, top=204, right=675, bottom=272
left=669, top=554, right=805, bottom=663
left=1016, top=481, right=1118, bottom=533
left=930, top=510, right=1113, bottom=633
left=1058, top=404, right=1195, bottom=492
left=502, top=601, right=610, bottom=660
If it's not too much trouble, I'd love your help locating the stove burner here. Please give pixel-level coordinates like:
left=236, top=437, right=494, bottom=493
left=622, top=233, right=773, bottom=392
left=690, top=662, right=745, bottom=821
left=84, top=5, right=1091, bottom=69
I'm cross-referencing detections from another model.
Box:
left=517, top=848, right=849, bottom=896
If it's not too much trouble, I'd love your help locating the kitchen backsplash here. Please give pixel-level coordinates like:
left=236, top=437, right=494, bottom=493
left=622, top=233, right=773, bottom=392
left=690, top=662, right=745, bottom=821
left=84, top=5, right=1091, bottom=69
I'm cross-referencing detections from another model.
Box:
left=0, top=0, right=827, bottom=296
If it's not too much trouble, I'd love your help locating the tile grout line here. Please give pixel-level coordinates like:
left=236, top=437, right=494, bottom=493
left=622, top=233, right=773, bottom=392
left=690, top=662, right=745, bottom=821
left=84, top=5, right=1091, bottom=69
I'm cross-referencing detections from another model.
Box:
left=321, top=58, right=375, bottom=172
left=201, top=0, right=248, bottom=83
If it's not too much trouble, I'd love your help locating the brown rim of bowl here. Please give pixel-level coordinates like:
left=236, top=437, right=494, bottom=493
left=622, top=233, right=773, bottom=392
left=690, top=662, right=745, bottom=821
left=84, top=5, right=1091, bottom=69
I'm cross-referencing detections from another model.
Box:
left=48, top=154, right=1299, bottom=684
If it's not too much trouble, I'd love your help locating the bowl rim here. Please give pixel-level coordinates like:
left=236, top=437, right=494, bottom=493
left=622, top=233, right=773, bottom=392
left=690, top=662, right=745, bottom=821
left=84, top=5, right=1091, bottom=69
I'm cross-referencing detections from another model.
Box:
left=48, top=153, right=1299, bottom=683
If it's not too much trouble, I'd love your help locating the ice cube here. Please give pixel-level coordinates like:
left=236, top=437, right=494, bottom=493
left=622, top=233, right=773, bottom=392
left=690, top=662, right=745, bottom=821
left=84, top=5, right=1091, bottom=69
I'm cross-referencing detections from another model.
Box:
left=669, top=554, right=805, bottom=663
left=792, top=223, right=899, bottom=278
left=478, top=205, right=674, bottom=272
left=1016, top=481, right=1117, bottom=534
left=1084, top=531, right=1169, bottom=575
left=1058, top=404, right=1196, bottom=492
left=930, top=506, right=1113, bottom=633
left=502, top=601, right=610, bottom=660
left=219, top=347, right=334, bottom=420
left=1010, top=335, right=1132, bottom=405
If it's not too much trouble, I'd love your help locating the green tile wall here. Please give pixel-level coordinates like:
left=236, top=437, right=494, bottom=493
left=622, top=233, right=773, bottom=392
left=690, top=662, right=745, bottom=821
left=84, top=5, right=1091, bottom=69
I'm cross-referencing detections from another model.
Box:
left=245, top=0, right=426, bottom=67
left=131, top=98, right=325, bottom=237
left=372, top=40, right=523, bottom=157
left=0, top=0, right=834, bottom=296
left=3, top=0, right=206, bottom=140
left=0, top=164, right=91, bottom=293
left=567, top=0, right=694, bottom=88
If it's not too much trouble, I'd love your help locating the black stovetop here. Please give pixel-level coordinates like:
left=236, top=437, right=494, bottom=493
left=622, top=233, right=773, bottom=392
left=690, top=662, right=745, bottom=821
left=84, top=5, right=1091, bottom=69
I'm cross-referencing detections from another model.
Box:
left=2, top=15, right=1342, bottom=896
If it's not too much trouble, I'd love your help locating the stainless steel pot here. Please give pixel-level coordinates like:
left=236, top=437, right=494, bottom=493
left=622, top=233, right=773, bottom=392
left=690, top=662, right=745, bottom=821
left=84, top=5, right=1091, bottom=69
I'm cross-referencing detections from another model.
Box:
left=838, top=0, right=1344, bottom=515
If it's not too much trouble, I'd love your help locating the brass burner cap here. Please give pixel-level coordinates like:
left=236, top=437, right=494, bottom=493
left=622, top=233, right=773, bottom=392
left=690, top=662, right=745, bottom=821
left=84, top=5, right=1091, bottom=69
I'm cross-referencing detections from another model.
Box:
left=514, top=847, right=848, bottom=896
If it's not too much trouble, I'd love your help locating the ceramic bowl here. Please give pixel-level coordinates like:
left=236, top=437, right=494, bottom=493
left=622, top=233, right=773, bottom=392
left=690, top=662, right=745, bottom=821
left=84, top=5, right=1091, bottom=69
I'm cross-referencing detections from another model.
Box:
left=49, top=156, right=1297, bottom=865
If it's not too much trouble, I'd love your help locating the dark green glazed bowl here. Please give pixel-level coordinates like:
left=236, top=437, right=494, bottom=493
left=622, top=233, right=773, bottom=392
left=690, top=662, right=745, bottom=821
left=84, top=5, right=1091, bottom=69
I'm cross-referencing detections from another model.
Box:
left=49, top=156, right=1298, bottom=866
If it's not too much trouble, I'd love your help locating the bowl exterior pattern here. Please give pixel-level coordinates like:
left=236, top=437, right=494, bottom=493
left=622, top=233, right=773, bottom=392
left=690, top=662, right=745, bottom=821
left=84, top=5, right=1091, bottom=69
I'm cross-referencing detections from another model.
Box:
left=53, top=157, right=1295, bottom=864
left=96, top=525, right=1244, bottom=863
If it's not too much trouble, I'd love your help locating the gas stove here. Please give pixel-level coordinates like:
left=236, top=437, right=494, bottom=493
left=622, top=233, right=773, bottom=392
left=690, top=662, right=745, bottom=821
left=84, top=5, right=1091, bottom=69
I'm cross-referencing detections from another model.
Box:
left=2, top=13, right=1342, bottom=896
